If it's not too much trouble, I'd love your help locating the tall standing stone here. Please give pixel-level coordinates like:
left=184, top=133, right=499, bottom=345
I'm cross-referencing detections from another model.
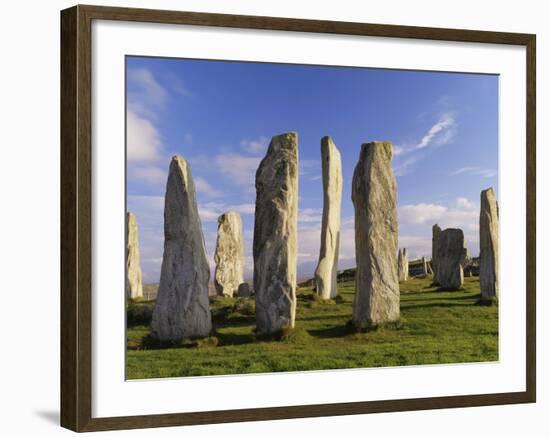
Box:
left=437, top=228, right=468, bottom=290
left=151, top=156, right=212, bottom=341
left=314, top=136, right=343, bottom=300
left=352, top=141, right=399, bottom=328
left=253, top=132, right=298, bottom=334
left=126, top=211, right=143, bottom=299
left=397, top=248, right=409, bottom=282
left=432, top=224, right=442, bottom=284
left=214, top=211, right=244, bottom=297
left=480, top=187, right=499, bottom=300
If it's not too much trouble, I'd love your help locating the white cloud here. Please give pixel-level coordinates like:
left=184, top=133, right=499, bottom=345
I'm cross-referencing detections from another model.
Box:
left=415, top=112, right=456, bottom=149
left=241, top=136, right=269, bottom=154
left=298, top=208, right=323, bottom=223
left=392, top=110, right=457, bottom=176
left=399, top=203, right=447, bottom=225
left=194, top=177, right=223, bottom=198
left=127, top=68, right=167, bottom=108
left=214, top=153, right=262, bottom=188
left=451, top=166, right=497, bottom=178
left=127, top=110, right=163, bottom=162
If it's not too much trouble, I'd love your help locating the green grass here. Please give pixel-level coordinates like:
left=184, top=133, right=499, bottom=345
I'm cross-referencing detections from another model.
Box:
left=126, top=276, right=498, bottom=379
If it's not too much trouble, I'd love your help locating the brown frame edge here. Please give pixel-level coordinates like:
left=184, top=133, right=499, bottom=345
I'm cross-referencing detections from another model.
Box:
left=60, top=4, right=536, bottom=432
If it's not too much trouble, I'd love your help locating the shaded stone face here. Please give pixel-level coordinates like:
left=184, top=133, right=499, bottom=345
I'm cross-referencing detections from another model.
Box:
left=351, top=141, right=399, bottom=328
left=315, top=136, right=343, bottom=300
left=237, top=282, right=251, bottom=298
left=480, top=187, right=499, bottom=300
left=214, top=211, right=244, bottom=297
left=398, top=248, right=409, bottom=282
left=253, top=132, right=298, bottom=334
left=432, top=224, right=442, bottom=285
left=126, top=211, right=143, bottom=299
left=151, top=156, right=212, bottom=341
left=437, top=228, right=468, bottom=290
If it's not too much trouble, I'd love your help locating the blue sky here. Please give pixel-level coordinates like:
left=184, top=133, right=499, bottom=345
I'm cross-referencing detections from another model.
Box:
left=126, top=56, right=498, bottom=283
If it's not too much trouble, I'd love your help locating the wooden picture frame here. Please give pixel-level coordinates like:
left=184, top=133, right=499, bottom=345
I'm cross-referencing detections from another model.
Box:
left=60, top=4, right=536, bottom=432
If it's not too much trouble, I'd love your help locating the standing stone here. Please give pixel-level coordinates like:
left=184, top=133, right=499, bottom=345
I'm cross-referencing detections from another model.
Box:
left=421, top=256, right=429, bottom=276
left=214, top=211, right=244, bottom=297
left=253, top=132, right=298, bottom=334
left=352, top=141, right=399, bottom=328
left=126, top=211, right=143, bottom=299
left=437, top=228, right=468, bottom=290
left=237, top=282, right=251, bottom=298
left=397, top=248, right=409, bottom=282
left=480, top=187, right=499, bottom=300
left=314, top=136, right=343, bottom=300
left=432, top=224, right=442, bottom=284
left=151, top=156, right=212, bottom=341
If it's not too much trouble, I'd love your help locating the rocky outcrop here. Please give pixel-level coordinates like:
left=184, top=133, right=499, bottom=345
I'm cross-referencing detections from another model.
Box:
left=351, top=141, right=399, bottom=328
left=437, top=228, right=468, bottom=290
left=314, top=136, right=343, bottom=300
left=432, top=224, right=441, bottom=284
left=126, top=211, right=143, bottom=299
left=397, top=248, right=409, bottom=282
left=253, top=133, right=298, bottom=334
left=480, top=187, right=499, bottom=300
left=151, top=156, right=212, bottom=341
left=214, top=211, right=244, bottom=297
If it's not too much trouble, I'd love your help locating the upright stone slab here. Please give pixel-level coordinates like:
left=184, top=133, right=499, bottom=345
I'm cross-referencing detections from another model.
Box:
left=397, top=248, right=409, bottom=282
left=421, top=256, right=429, bottom=276
left=214, top=211, right=244, bottom=297
left=480, top=187, right=499, bottom=300
left=253, top=132, right=298, bottom=334
left=151, top=156, right=212, bottom=341
left=314, top=136, right=343, bottom=300
left=437, top=228, right=468, bottom=290
left=126, top=211, right=143, bottom=299
left=237, top=282, right=251, bottom=298
left=352, top=141, right=399, bottom=328
left=432, top=224, right=442, bottom=284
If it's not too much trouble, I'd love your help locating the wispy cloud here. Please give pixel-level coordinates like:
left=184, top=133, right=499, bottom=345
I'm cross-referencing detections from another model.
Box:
left=241, top=137, right=269, bottom=155
left=451, top=166, right=497, bottom=178
left=127, top=68, right=167, bottom=110
left=392, top=111, right=457, bottom=177
left=214, top=153, right=263, bottom=188
left=415, top=113, right=456, bottom=150
left=195, top=176, right=223, bottom=198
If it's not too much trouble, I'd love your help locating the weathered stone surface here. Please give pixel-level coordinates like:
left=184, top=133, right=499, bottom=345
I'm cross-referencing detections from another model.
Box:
left=397, top=248, right=409, bottom=282
left=352, top=141, right=399, bottom=327
left=315, top=136, right=343, bottom=300
left=253, top=132, right=298, bottom=334
left=151, top=156, right=212, bottom=341
left=214, top=211, right=244, bottom=297
left=421, top=256, right=429, bottom=276
left=126, top=211, right=143, bottom=299
left=237, top=282, right=251, bottom=298
left=437, top=228, right=468, bottom=290
left=432, top=224, right=442, bottom=284
left=480, top=187, right=499, bottom=300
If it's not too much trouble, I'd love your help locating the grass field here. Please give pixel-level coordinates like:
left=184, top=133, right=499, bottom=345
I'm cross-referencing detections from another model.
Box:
left=126, top=276, right=498, bottom=379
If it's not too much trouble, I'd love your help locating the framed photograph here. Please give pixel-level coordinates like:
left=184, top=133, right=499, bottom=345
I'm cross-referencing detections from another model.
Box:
left=60, top=4, right=536, bottom=432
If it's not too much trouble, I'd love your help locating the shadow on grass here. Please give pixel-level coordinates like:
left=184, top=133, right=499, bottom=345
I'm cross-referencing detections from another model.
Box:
left=307, top=324, right=354, bottom=339
left=215, top=331, right=256, bottom=346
